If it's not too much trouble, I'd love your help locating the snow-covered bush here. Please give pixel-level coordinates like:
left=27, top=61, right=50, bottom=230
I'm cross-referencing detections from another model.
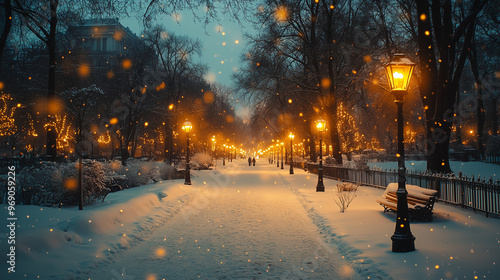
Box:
left=191, top=153, right=213, bottom=169
left=13, top=159, right=180, bottom=206
left=334, top=182, right=358, bottom=213
left=324, top=156, right=337, bottom=165
left=16, top=160, right=108, bottom=206
left=102, top=159, right=178, bottom=189
left=344, top=154, right=369, bottom=170
left=118, top=159, right=160, bottom=188
left=158, top=161, right=177, bottom=180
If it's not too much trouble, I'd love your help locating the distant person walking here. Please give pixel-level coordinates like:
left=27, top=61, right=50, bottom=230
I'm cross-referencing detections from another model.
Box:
left=248, top=157, right=252, bottom=166
left=252, top=157, right=256, bottom=166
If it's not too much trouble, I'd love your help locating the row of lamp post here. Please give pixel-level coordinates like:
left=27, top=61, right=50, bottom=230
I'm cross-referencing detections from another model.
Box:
left=182, top=53, right=415, bottom=253
left=267, top=53, right=415, bottom=253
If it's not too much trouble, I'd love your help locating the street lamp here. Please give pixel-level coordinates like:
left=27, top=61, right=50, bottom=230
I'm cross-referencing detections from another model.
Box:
left=316, top=118, right=326, bottom=192
left=276, top=143, right=280, bottom=168
left=280, top=142, right=284, bottom=169
left=182, top=120, right=192, bottom=185
left=385, top=53, right=416, bottom=252
left=289, top=132, right=294, bottom=174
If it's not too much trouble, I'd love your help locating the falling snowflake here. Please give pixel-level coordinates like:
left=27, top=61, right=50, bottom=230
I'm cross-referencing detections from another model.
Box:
left=110, top=267, right=136, bottom=280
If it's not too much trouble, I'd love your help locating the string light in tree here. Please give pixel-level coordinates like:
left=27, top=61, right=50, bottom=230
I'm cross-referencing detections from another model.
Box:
left=44, top=114, right=72, bottom=149
left=0, top=94, right=17, bottom=136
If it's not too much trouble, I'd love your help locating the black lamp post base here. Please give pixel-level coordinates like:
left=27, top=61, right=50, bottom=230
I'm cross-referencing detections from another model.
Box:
left=184, top=181, right=191, bottom=185
left=391, top=233, right=415, bottom=252
left=316, top=185, right=325, bottom=192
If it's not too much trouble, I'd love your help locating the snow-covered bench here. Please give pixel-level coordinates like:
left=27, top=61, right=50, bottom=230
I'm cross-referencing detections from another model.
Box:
left=376, top=183, right=438, bottom=222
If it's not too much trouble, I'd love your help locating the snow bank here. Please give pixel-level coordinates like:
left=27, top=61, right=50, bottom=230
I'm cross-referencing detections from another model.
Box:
left=289, top=171, right=500, bottom=280
left=1, top=179, right=196, bottom=279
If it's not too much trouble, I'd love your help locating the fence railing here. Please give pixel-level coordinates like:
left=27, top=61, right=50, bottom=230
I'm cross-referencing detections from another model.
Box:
left=485, top=153, right=500, bottom=165
left=306, top=163, right=500, bottom=217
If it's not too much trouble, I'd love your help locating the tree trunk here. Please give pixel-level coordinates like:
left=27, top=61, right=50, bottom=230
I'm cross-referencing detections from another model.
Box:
left=416, top=0, right=482, bottom=173
left=46, top=1, right=58, bottom=160
left=455, top=88, right=462, bottom=146
left=309, top=136, right=317, bottom=163
left=324, top=3, right=342, bottom=165
left=78, top=154, right=83, bottom=210
left=425, top=122, right=453, bottom=173
left=0, top=0, right=12, bottom=66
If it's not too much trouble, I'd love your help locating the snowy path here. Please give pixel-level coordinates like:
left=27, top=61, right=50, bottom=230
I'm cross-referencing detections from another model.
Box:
left=88, top=161, right=361, bottom=280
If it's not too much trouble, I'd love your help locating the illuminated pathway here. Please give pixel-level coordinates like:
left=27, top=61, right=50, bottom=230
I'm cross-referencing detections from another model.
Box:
left=89, top=159, right=362, bottom=279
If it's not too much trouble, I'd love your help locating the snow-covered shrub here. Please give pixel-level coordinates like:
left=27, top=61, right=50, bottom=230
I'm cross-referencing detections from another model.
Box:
left=81, top=160, right=109, bottom=204
left=334, top=182, right=358, bottom=213
left=348, top=154, right=369, bottom=170
left=102, top=159, right=179, bottom=189
left=16, top=160, right=109, bottom=206
left=115, top=159, right=160, bottom=188
left=324, top=156, right=337, bottom=165
left=158, top=161, right=177, bottom=180
left=191, top=153, right=213, bottom=169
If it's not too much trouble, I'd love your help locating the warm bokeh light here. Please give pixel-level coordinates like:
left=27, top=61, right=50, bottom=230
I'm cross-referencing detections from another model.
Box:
left=64, top=178, right=78, bottom=190
left=78, top=63, right=90, bottom=77
left=109, top=117, right=119, bottom=125
left=155, top=247, right=167, bottom=258
left=113, top=30, right=124, bottom=41
left=122, top=59, right=132, bottom=70
left=203, top=91, right=214, bottom=104
left=274, top=5, right=289, bottom=22
left=321, top=78, right=331, bottom=89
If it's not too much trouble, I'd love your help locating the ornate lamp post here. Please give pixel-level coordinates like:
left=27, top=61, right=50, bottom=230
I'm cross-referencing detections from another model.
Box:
left=385, top=53, right=416, bottom=252
left=276, top=143, right=280, bottom=168
left=182, top=120, right=192, bottom=185
left=289, top=132, right=294, bottom=174
left=316, top=118, right=326, bottom=192
left=280, top=142, right=284, bottom=169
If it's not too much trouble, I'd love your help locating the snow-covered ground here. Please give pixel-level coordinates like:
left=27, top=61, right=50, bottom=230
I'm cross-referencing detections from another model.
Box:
left=368, top=160, right=498, bottom=180
left=1, top=159, right=499, bottom=279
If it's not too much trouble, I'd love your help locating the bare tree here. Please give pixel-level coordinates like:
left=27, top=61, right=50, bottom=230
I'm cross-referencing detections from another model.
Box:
left=413, top=0, right=488, bottom=173
left=60, top=84, right=103, bottom=210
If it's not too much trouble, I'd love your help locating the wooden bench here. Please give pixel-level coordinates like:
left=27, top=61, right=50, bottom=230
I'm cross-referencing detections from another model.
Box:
left=376, top=183, right=438, bottom=222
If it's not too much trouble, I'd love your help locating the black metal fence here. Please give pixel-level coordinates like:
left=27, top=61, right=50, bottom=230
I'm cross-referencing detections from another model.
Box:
left=306, top=163, right=500, bottom=217
left=485, top=153, right=500, bottom=165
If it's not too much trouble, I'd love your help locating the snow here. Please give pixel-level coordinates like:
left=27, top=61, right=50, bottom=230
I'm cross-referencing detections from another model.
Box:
left=368, top=160, right=499, bottom=180
left=1, top=160, right=499, bottom=279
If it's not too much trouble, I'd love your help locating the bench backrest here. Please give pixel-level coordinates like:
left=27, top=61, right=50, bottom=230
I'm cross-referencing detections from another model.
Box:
left=384, top=183, right=438, bottom=199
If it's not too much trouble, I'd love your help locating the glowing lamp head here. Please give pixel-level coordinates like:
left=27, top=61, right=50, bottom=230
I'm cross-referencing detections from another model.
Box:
left=182, top=120, right=192, bottom=133
left=385, top=53, right=415, bottom=92
left=316, top=118, right=326, bottom=133
left=289, top=132, right=295, bottom=140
